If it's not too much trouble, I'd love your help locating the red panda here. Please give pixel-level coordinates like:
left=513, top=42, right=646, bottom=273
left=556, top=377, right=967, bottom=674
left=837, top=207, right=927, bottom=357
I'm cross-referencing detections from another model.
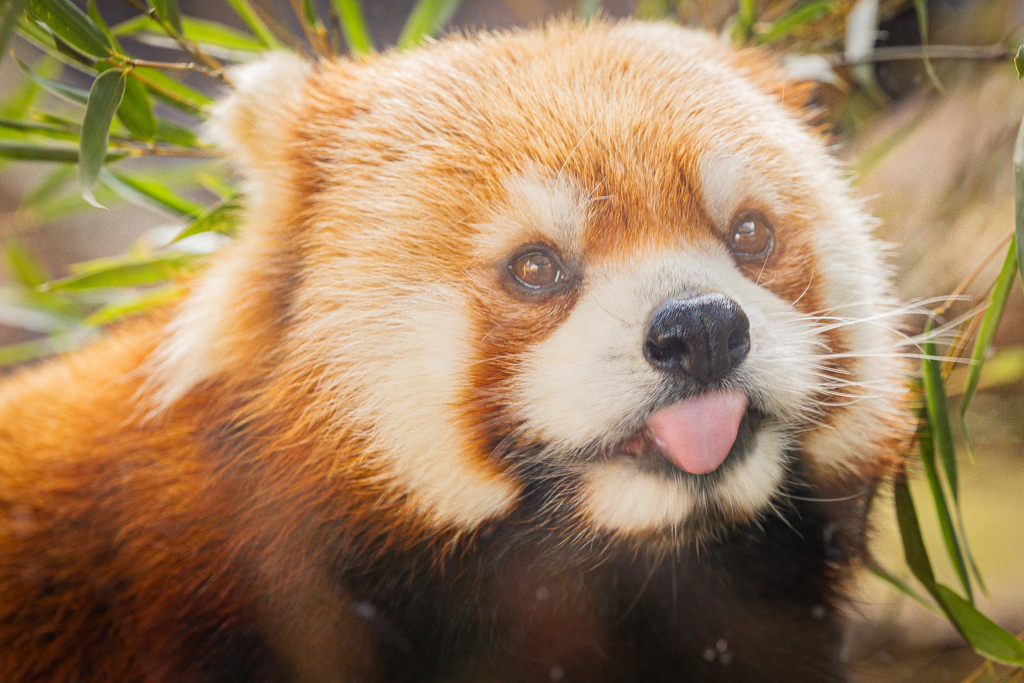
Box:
left=0, top=19, right=913, bottom=683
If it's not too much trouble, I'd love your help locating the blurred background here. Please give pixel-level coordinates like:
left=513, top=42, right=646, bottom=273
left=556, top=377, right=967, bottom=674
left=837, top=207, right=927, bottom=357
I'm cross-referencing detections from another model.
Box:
left=1, top=0, right=1023, bottom=681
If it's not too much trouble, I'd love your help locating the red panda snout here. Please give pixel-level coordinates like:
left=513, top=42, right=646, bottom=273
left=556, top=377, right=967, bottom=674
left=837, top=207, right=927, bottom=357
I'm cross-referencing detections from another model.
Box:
left=642, top=293, right=752, bottom=385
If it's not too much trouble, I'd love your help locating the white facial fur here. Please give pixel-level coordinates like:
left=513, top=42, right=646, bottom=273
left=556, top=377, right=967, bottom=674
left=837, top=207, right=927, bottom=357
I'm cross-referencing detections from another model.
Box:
left=499, top=160, right=896, bottom=535
left=145, top=33, right=904, bottom=538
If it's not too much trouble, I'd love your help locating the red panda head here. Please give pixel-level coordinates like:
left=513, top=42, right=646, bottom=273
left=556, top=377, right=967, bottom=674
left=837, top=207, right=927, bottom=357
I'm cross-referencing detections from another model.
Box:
left=146, top=20, right=911, bottom=545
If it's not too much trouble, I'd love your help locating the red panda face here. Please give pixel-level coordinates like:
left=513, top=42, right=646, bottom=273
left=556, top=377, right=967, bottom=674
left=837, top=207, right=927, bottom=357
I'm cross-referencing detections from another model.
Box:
left=154, top=21, right=910, bottom=544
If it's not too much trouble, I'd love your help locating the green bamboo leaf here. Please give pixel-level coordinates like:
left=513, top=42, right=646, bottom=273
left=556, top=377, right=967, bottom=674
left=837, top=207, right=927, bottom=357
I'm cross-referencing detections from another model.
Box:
left=398, top=0, right=461, bottom=50
left=910, top=0, right=943, bottom=92
left=107, top=13, right=151, bottom=36
left=79, top=68, right=127, bottom=209
left=915, top=400, right=973, bottom=602
left=0, top=0, right=30, bottom=67
left=22, top=163, right=75, bottom=208
left=0, top=140, right=125, bottom=162
left=0, top=298, right=76, bottom=333
left=41, top=251, right=201, bottom=291
left=100, top=168, right=204, bottom=219
left=332, top=0, right=373, bottom=54
left=86, top=0, right=116, bottom=43
left=300, top=0, right=318, bottom=27
left=149, top=0, right=183, bottom=34
left=26, top=0, right=112, bottom=58
left=866, top=558, right=940, bottom=614
left=932, top=584, right=1024, bottom=666
left=49, top=28, right=98, bottom=66
left=921, top=323, right=958, bottom=502
left=576, top=0, right=601, bottom=19
left=154, top=118, right=199, bottom=147
left=172, top=194, right=240, bottom=241
left=195, top=172, right=233, bottom=198
left=960, top=240, right=1018, bottom=443
left=1014, top=116, right=1024, bottom=291
left=3, top=238, right=50, bottom=288
left=15, top=56, right=89, bottom=105
left=1016, top=45, right=1024, bottom=80
left=83, top=284, right=184, bottom=327
left=1, top=57, right=57, bottom=118
left=130, top=67, right=211, bottom=113
left=175, top=17, right=264, bottom=51
left=758, top=0, right=833, bottom=44
left=116, top=76, right=157, bottom=142
left=894, top=475, right=936, bottom=587
left=0, top=117, right=79, bottom=141
left=0, top=333, right=83, bottom=367
left=223, top=0, right=284, bottom=48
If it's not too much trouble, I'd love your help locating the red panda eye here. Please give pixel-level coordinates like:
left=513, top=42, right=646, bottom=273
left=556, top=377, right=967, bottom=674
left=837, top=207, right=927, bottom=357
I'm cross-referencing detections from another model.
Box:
left=729, top=211, right=774, bottom=261
left=509, top=250, right=564, bottom=290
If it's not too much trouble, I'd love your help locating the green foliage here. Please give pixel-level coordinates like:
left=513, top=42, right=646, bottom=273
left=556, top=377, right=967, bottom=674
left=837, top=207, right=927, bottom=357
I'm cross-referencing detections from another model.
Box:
left=0, top=0, right=1022, bottom=673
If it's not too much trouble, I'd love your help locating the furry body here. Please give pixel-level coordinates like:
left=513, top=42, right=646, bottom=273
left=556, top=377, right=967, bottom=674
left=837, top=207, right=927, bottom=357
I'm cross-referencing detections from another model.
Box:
left=0, top=21, right=911, bottom=682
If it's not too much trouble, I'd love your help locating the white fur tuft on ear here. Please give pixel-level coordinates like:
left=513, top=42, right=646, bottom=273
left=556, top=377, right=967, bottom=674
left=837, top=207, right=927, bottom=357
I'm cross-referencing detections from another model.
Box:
left=206, top=52, right=312, bottom=174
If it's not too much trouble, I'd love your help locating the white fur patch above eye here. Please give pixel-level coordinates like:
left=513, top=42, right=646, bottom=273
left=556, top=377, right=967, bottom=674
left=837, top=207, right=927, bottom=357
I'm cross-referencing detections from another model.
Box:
left=698, top=152, right=784, bottom=230
left=473, top=174, right=587, bottom=260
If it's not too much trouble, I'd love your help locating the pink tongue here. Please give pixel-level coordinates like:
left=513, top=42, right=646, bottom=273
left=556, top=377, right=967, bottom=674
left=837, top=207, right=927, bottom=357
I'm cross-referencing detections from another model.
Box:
left=645, top=391, right=749, bottom=474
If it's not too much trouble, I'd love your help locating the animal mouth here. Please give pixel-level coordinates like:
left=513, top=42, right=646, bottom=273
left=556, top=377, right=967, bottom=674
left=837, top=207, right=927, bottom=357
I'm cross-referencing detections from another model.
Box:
left=615, top=391, right=763, bottom=475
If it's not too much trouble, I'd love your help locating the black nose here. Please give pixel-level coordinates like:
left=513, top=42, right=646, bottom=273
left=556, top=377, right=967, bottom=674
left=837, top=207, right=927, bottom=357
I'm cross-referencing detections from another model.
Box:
left=643, top=294, right=750, bottom=384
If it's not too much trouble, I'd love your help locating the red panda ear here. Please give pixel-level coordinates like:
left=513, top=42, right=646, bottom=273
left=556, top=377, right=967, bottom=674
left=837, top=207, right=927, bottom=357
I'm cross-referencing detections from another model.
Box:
left=206, top=52, right=312, bottom=180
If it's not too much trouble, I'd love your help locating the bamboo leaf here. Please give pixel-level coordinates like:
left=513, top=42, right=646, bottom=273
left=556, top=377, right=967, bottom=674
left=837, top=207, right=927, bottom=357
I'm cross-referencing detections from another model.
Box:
left=173, top=16, right=263, bottom=51
left=922, top=322, right=959, bottom=502
left=0, top=0, right=30, bottom=67
left=932, top=584, right=1024, bottom=666
left=909, top=0, right=943, bottom=91
left=894, top=475, right=936, bottom=587
left=866, top=558, right=941, bottom=614
left=0, top=333, right=83, bottom=367
left=960, top=240, right=1018, bottom=444
left=130, top=66, right=211, bottom=113
left=1, top=57, right=58, bottom=118
left=398, top=0, right=461, bottom=50
left=3, top=238, right=50, bottom=288
left=915, top=399, right=973, bottom=602
left=149, top=0, right=182, bottom=34
left=41, top=251, right=201, bottom=290
left=113, top=15, right=264, bottom=52
left=100, top=168, right=204, bottom=219
left=116, top=75, right=157, bottom=142
left=0, top=117, right=78, bottom=141
left=0, top=140, right=125, bottom=162
left=171, top=194, right=240, bottom=241
left=1016, top=45, right=1024, bottom=80
left=332, top=0, right=373, bottom=54
left=26, top=0, right=112, bottom=58
left=154, top=118, right=199, bottom=147
left=21, top=163, right=75, bottom=208
left=83, top=284, right=184, bottom=326
left=758, top=0, right=833, bottom=43
left=0, top=299, right=75, bottom=333
left=79, top=68, right=127, bottom=209
left=15, top=56, right=89, bottom=105
left=576, top=0, right=602, bottom=19
left=223, top=0, right=284, bottom=48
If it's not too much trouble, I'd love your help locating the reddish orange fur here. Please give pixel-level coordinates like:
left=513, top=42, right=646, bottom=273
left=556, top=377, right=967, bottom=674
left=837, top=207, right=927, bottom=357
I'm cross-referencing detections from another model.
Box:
left=0, top=19, right=914, bottom=682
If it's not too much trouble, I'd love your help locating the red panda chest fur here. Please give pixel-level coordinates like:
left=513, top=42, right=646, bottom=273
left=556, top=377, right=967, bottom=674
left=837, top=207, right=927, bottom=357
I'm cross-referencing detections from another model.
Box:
left=0, top=19, right=912, bottom=683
